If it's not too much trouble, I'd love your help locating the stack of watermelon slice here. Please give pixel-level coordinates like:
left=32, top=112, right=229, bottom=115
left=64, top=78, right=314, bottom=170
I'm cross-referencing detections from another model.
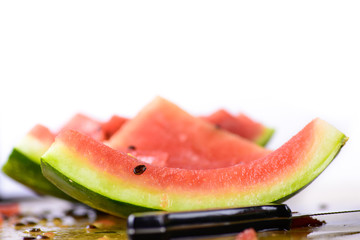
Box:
left=2, top=97, right=347, bottom=217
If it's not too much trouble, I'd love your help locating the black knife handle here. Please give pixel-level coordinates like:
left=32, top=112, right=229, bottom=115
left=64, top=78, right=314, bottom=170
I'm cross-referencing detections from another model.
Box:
left=127, top=204, right=292, bottom=240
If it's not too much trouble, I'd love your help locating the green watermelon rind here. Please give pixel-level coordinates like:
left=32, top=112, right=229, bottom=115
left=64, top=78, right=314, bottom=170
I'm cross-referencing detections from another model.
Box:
left=276, top=134, right=348, bottom=203
left=41, top=160, right=157, bottom=218
left=255, top=127, right=275, bottom=146
left=2, top=149, right=73, bottom=200
left=40, top=119, right=347, bottom=217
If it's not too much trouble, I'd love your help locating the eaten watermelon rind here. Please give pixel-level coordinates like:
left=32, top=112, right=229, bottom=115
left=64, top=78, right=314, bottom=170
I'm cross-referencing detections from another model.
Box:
left=41, top=119, right=347, bottom=217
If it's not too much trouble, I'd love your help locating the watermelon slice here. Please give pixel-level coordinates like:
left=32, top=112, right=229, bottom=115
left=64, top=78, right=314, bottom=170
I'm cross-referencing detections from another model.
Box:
left=41, top=117, right=346, bottom=217
left=202, top=109, right=274, bottom=146
left=107, top=97, right=272, bottom=170
left=2, top=114, right=126, bottom=199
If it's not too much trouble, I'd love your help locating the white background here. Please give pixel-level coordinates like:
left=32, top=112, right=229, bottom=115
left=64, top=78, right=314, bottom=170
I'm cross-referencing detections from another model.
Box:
left=1, top=1, right=360, bottom=212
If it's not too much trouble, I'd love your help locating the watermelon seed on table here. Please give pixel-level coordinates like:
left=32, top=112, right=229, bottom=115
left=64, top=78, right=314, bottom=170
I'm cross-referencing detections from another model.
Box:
left=28, top=228, right=41, bottom=233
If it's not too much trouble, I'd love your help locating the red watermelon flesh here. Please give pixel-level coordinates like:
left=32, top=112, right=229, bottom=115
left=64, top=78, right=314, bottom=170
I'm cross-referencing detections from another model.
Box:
left=28, top=124, right=55, bottom=148
left=104, top=113, right=271, bottom=145
left=202, top=109, right=273, bottom=146
left=102, top=115, right=128, bottom=140
left=59, top=113, right=106, bottom=141
left=125, top=149, right=168, bottom=167
left=237, top=113, right=269, bottom=140
left=60, top=113, right=128, bottom=141
left=0, top=203, right=20, bottom=218
left=107, top=97, right=272, bottom=170
left=235, top=228, right=258, bottom=240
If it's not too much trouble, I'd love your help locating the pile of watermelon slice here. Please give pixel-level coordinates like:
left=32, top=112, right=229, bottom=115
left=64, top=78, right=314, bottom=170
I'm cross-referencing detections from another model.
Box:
left=2, top=97, right=347, bottom=217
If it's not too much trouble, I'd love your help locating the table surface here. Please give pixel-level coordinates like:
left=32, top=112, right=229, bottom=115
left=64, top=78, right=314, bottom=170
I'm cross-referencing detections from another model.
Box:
left=2, top=197, right=360, bottom=240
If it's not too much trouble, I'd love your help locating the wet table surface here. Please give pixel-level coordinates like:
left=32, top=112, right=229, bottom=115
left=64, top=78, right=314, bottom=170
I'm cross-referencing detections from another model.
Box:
left=1, top=197, right=360, bottom=240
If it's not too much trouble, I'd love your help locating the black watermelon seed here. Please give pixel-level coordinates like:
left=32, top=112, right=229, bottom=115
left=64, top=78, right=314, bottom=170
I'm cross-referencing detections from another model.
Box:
left=23, top=237, right=36, bottom=240
left=14, top=222, right=26, bottom=227
left=26, top=221, right=38, bottom=226
left=133, top=165, right=146, bottom=175
left=128, top=145, right=136, bottom=150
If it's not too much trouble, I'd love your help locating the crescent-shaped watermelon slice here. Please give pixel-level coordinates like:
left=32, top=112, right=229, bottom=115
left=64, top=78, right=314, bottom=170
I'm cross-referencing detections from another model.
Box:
left=41, top=118, right=347, bottom=217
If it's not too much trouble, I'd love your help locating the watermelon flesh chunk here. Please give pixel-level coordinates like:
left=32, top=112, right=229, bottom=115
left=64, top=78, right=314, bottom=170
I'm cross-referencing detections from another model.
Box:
left=108, top=97, right=272, bottom=169
left=41, top=118, right=347, bottom=217
left=235, top=228, right=258, bottom=240
left=202, top=109, right=274, bottom=146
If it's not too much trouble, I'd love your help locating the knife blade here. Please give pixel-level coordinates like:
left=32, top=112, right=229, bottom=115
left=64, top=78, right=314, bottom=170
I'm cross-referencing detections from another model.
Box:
left=127, top=204, right=360, bottom=240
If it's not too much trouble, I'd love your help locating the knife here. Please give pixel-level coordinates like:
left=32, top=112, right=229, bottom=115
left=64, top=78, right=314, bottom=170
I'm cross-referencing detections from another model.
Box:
left=127, top=204, right=360, bottom=240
